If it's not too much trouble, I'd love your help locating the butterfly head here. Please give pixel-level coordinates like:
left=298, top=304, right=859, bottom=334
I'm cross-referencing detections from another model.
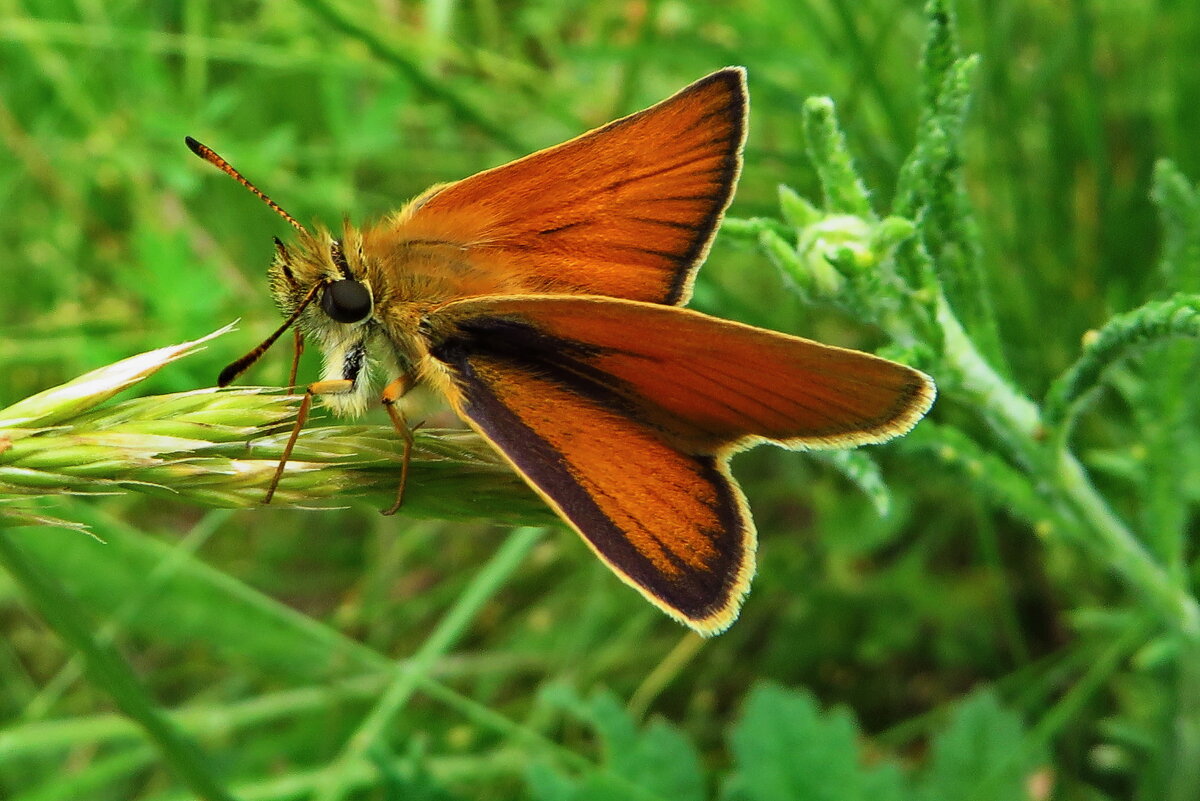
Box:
left=185, top=137, right=394, bottom=412
left=269, top=227, right=374, bottom=328
left=266, top=226, right=396, bottom=416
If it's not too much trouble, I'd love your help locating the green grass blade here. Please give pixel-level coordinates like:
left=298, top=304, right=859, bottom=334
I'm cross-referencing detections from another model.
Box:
left=0, top=532, right=238, bottom=801
left=312, top=526, right=544, bottom=801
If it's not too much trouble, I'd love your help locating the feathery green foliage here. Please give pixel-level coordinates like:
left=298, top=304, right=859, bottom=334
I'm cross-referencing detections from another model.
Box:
left=1043, top=293, right=1200, bottom=431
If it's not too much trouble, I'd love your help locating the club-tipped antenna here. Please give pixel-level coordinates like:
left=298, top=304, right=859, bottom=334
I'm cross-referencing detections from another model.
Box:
left=185, top=136, right=308, bottom=236
left=218, top=282, right=323, bottom=386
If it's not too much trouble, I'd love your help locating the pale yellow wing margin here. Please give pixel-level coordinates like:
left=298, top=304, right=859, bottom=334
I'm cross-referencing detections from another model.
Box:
left=379, top=68, right=747, bottom=306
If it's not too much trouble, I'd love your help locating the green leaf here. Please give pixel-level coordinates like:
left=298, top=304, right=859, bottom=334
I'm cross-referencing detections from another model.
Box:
left=1152, top=159, right=1200, bottom=291
left=529, top=688, right=704, bottom=801
left=891, top=3, right=1002, bottom=368
left=917, top=690, right=1041, bottom=801
left=1043, top=293, right=1200, bottom=432
left=725, top=684, right=906, bottom=801
left=759, top=226, right=819, bottom=302
left=903, top=56, right=1001, bottom=369
left=917, top=0, right=960, bottom=120
left=778, top=184, right=822, bottom=230
left=810, top=449, right=891, bottom=516
left=802, top=97, right=875, bottom=220
left=527, top=761, right=584, bottom=801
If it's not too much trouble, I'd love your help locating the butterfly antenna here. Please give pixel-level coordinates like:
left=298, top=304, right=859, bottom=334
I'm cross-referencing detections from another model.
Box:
left=185, top=136, right=308, bottom=236
left=218, top=282, right=323, bottom=386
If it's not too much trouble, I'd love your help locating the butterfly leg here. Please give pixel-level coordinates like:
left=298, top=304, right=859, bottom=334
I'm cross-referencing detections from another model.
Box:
left=287, top=327, right=305, bottom=389
left=264, top=379, right=354, bottom=505
left=381, top=373, right=418, bottom=516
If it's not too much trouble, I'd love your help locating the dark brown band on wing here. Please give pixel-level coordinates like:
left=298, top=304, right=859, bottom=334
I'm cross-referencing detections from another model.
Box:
left=430, top=328, right=748, bottom=623
left=661, top=69, right=745, bottom=305
left=435, top=316, right=634, bottom=414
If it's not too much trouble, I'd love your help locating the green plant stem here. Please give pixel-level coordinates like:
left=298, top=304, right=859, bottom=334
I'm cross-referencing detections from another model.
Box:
left=939, top=280, right=1200, bottom=784
left=1170, top=639, right=1200, bottom=801
left=936, top=293, right=1039, bottom=436
left=148, top=749, right=532, bottom=801
left=415, top=675, right=597, bottom=773
left=312, top=526, right=544, bottom=801
left=937, top=293, right=1200, bottom=639
left=0, top=531, right=239, bottom=801
left=27, top=746, right=158, bottom=801
left=1056, top=451, right=1200, bottom=638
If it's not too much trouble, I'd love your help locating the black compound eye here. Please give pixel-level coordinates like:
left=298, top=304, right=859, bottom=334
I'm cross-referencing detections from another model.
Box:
left=321, top=279, right=372, bottom=324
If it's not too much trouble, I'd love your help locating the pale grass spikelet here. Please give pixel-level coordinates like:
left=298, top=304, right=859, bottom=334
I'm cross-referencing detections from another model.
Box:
left=0, top=327, right=550, bottom=527
left=0, top=324, right=235, bottom=429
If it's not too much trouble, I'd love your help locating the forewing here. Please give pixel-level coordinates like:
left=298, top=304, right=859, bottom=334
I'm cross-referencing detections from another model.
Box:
left=382, top=68, right=746, bottom=305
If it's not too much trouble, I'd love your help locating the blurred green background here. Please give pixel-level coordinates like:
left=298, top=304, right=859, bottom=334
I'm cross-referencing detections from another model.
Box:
left=2, top=1, right=1199, bottom=799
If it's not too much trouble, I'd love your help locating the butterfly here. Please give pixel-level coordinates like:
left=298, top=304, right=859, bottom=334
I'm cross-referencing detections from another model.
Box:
left=187, top=68, right=934, bottom=635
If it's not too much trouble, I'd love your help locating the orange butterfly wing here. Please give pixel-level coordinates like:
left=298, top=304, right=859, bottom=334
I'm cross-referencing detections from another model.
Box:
left=384, top=68, right=746, bottom=305
left=422, top=296, right=934, bottom=632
